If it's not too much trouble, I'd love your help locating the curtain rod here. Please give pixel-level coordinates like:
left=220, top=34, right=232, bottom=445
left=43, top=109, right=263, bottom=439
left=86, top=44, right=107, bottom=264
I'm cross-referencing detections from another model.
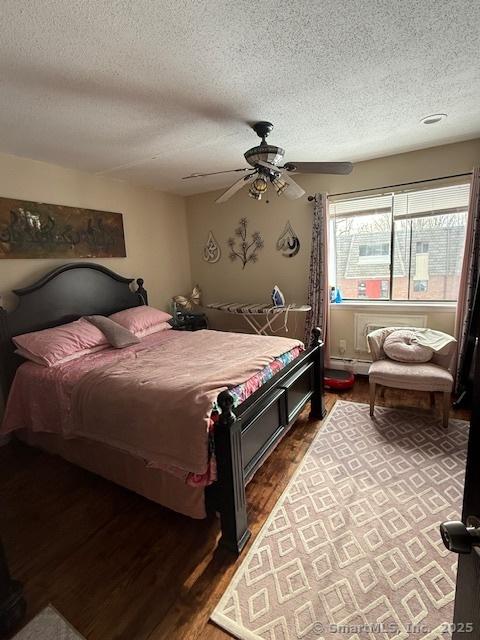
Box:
left=307, top=171, right=472, bottom=201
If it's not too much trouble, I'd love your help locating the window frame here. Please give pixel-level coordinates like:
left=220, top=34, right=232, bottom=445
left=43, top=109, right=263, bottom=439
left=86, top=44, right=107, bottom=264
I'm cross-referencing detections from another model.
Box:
left=329, top=183, right=469, bottom=304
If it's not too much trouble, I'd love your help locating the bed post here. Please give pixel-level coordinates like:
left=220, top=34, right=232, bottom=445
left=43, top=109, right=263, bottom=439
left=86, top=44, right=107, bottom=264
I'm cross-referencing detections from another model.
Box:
left=310, top=327, right=326, bottom=420
left=136, top=278, right=148, bottom=305
left=214, top=390, right=251, bottom=554
left=0, top=306, right=13, bottom=403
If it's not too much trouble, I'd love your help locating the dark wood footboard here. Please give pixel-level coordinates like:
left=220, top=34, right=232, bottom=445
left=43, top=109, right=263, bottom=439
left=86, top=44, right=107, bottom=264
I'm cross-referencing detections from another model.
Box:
left=211, top=328, right=325, bottom=553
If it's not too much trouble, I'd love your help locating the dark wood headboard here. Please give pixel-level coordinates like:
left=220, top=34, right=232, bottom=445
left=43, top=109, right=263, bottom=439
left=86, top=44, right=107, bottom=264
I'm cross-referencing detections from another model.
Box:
left=0, top=263, right=148, bottom=399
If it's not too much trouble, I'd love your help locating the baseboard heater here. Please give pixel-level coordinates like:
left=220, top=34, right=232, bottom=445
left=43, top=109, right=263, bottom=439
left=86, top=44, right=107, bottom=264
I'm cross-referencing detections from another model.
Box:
left=330, top=357, right=371, bottom=375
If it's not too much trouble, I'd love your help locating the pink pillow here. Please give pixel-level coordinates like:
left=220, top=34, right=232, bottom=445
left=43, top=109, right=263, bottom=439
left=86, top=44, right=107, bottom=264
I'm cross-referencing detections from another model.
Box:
left=15, top=345, right=107, bottom=366
left=13, top=318, right=109, bottom=367
left=137, top=321, right=172, bottom=338
left=110, top=306, right=172, bottom=337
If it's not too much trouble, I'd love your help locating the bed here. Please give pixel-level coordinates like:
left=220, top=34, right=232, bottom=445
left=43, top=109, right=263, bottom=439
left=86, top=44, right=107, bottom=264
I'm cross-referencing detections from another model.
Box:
left=0, top=263, right=325, bottom=553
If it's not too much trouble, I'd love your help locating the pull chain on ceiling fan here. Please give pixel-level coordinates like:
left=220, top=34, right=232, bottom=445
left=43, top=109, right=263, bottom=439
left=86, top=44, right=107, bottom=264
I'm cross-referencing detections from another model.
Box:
left=182, top=121, right=353, bottom=203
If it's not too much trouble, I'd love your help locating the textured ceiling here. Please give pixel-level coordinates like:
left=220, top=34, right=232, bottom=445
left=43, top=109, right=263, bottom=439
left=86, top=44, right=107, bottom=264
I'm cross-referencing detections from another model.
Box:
left=1, top=0, right=479, bottom=196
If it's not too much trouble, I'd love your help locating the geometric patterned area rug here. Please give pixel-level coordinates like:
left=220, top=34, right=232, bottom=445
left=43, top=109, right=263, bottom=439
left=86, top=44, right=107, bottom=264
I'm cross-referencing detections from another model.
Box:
left=211, top=401, right=468, bottom=640
left=12, top=605, right=85, bottom=640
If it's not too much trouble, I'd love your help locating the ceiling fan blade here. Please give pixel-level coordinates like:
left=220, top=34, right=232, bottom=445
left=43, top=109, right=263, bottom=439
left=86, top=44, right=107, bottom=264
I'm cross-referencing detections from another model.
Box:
left=283, top=161, right=353, bottom=175
left=256, top=160, right=283, bottom=174
left=281, top=173, right=306, bottom=200
left=216, top=174, right=255, bottom=204
left=182, top=168, right=251, bottom=180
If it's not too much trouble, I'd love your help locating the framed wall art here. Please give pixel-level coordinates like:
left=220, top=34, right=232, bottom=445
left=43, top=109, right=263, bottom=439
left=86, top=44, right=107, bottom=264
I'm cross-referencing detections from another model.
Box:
left=0, top=197, right=126, bottom=259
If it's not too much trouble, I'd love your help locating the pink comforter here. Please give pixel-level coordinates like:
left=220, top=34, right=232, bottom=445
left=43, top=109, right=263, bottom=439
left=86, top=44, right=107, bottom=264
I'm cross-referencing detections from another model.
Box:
left=2, top=329, right=302, bottom=477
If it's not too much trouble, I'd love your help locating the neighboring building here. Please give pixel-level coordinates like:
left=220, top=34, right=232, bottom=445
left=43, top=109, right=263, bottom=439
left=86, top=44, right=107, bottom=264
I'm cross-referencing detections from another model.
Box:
left=334, top=225, right=465, bottom=301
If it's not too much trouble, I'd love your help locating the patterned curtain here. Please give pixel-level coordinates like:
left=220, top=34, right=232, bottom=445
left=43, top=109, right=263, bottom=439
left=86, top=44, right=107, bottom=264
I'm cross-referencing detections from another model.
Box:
left=304, top=193, right=329, bottom=359
left=455, top=167, right=480, bottom=389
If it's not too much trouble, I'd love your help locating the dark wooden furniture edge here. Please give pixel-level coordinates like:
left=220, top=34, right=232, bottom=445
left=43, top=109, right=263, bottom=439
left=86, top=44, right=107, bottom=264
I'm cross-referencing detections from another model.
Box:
left=12, top=262, right=134, bottom=295
left=212, top=328, right=325, bottom=553
left=0, top=536, right=25, bottom=637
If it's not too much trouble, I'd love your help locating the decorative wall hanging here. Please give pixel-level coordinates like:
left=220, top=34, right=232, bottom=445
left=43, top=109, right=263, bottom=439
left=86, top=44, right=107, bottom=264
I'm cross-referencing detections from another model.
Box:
left=227, top=217, right=264, bottom=269
left=0, top=197, right=126, bottom=259
left=203, top=231, right=221, bottom=263
left=173, top=285, right=202, bottom=310
left=276, top=220, right=300, bottom=258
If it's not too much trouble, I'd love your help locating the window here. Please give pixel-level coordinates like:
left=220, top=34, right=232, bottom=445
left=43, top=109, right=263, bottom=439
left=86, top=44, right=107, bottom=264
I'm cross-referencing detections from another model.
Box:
left=380, top=280, right=389, bottom=298
left=413, top=280, right=428, bottom=292
left=358, top=243, right=390, bottom=265
left=329, top=183, right=470, bottom=301
left=416, top=241, right=429, bottom=254
left=359, top=243, right=390, bottom=257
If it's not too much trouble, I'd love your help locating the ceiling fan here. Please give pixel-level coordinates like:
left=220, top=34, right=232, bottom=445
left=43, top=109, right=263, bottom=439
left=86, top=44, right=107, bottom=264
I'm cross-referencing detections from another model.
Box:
left=182, top=121, right=353, bottom=203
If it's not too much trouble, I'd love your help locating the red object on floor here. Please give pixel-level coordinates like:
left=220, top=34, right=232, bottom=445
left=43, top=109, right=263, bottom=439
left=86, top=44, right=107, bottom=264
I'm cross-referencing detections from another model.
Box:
left=324, top=368, right=355, bottom=390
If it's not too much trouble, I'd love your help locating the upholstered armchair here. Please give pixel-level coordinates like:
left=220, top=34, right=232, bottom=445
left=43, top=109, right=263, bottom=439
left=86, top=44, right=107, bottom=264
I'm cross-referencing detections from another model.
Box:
left=367, top=328, right=457, bottom=428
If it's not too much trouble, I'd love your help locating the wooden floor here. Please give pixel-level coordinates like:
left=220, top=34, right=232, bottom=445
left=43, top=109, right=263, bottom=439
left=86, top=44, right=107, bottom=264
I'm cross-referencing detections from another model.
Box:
left=0, top=379, right=470, bottom=640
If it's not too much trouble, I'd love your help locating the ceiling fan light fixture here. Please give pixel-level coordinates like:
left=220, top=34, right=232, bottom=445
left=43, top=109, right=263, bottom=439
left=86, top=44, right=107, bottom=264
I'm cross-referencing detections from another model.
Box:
left=248, top=175, right=268, bottom=199
left=273, top=176, right=288, bottom=196
left=208, top=121, right=353, bottom=204
left=248, top=188, right=262, bottom=200
left=252, top=176, right=268, bottom=193
left=244, top=145, right=285, bottom=168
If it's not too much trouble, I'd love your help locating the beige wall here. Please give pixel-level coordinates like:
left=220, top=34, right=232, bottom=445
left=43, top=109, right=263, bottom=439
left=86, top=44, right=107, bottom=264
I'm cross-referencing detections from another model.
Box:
left=186, top=138, right=480, bottom=357
left=0, top=152, right=191, bottom=416
left=0, top=152, right=191, bottom=311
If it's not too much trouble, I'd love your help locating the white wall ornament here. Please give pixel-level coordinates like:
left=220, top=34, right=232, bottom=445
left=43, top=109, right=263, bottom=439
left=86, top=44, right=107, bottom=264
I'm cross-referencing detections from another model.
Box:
left=203, top=231, right=221, bottom=263
left=276, top=220, right=300, bottom=258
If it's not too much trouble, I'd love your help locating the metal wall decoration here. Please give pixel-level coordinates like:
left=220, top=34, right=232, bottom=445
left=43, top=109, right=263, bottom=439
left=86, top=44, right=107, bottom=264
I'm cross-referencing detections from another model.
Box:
left=203, top=230, right=221, bottom=263
left=0, top=197, right=126, bottom=259
left=276, top=220, right=300, bottom=258
left=227, top=217, right=264, bottom=269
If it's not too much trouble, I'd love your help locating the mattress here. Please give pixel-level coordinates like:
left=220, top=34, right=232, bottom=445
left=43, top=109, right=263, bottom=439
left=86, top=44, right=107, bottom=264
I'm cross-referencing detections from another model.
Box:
left=2, top=329, right=303, bottom=506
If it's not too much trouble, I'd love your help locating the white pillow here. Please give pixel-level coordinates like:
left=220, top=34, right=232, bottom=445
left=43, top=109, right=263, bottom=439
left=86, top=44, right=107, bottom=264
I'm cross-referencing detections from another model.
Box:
left=383, top=330, right=433, bottom=363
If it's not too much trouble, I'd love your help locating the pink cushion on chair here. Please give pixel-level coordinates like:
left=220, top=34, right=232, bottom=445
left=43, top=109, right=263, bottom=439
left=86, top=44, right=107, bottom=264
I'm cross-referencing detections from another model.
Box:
left=13, top=318, right=109, bottom=367
left=383, top=329, right=433, bottom=363
left=109, top=306, right=172, bottom=337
